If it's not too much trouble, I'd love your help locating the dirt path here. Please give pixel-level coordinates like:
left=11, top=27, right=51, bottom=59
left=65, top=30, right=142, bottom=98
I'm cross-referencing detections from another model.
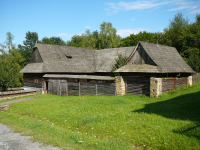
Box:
left=0, top=98, right=37, bottom=106
left=0, top=123, right=62, bottom=150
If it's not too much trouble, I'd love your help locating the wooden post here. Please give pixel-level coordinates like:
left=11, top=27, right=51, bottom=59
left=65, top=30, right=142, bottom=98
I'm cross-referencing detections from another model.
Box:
left=96, top=83, right=97, bottom=95
left=79, top=81, right=81, bottom=96
left=174, top=78, right=176, bottom=89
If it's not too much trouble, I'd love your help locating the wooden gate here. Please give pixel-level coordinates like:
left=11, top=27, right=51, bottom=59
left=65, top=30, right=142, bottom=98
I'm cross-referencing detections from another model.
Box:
left=126, top=76, right=150, bottom=96
left=48, top=79, right=68, bottom=96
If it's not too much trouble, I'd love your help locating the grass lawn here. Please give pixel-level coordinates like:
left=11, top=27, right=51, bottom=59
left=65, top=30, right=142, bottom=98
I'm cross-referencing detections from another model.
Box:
left=0, top=84, right=200, bottom=150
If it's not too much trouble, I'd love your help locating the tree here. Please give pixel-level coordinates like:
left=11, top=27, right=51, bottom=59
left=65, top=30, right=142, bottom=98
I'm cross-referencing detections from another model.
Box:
left=181, top=14, right=200, bottom=72
left=111, top=54, right=128, bottom=76
left=121, top=31, right=158, bottom=47
left=66, top=35, right=84, bottom=47
left=18, top=31, right=39, bottom=66
left=23, top=31, right=38, bottom=49
left=163, top=12, right=189, bottom=53
left=0, top=32, right=15, bottom=53
left=0, top=49, right=24, bottom=91
left=39, top=36, right=66, bottom=45
left=99, top=22, right=121, bottom=49
left=82, top=29, right=96, bottom=49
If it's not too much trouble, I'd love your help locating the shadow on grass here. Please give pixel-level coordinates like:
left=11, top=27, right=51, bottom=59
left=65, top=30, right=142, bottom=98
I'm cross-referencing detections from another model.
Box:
left=133, top=91, right=200, bottom=140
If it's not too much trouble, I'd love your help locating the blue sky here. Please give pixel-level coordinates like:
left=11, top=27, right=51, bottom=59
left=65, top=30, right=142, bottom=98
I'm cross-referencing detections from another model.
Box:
left=0, top=0, right=199, bottom=46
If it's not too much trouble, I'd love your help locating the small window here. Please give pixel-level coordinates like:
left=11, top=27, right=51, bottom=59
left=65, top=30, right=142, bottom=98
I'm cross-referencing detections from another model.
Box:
left=34, top=79, right=38, bottom=84
left=64, top=54, right=72, bottom=59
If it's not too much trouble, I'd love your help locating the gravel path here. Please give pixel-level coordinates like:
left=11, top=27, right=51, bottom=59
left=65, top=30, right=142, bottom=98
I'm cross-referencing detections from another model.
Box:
left=0, top=123, right=62, bottom=150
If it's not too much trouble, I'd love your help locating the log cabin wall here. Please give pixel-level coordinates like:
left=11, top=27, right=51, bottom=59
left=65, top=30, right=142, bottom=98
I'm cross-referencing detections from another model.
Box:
left=23, top=73, right=44, bottom=89
left=47, top=78, right=115, bottom=96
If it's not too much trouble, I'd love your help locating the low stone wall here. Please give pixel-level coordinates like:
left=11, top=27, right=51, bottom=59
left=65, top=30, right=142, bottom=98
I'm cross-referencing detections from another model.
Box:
left=150, top=76, right=193, bottom=98
left=150, top=77, right=162, bottom=98
left=115, top=76, right=193, bottom=98
left=0, top=89, right=37, bottom=100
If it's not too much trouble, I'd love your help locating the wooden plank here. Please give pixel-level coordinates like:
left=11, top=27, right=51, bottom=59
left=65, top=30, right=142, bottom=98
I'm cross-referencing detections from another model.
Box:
left=127, top=76, right=150, bottom=96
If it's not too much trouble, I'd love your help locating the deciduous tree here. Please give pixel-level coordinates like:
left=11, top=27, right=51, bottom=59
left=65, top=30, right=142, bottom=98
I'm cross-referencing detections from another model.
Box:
left=40, top=36, right=66, bottom=45
left=0, top=49, right=24, bottom=91
left=99, top=22, right=120, bottom=49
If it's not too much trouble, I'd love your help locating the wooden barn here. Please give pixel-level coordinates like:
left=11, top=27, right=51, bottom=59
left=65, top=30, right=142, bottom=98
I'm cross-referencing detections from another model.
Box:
left=20, top=41, right=194, bottom=97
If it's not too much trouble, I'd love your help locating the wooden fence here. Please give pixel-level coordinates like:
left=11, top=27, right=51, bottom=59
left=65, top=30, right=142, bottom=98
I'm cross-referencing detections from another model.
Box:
left=48, top=79, right=115, bottom=96
left=193, top=73, right=200, bottom=84
left=162, top=77, right=188, bottom=93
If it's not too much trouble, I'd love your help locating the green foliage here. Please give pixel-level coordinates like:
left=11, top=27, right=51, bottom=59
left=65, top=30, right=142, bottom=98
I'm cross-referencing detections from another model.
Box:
left=82, top=29, right=97, bottom=49
left=121, top=31, right=158, bottom=47
left=66, top=35, right=84, bottom=47
left=98, top=22, right=121, bottom=49
left=18, top=31, right=39, bottom=66
left=18, top=44, right=32, bottom=67
left=23, top=31, right=38, bottom=49
left=0, top=49, right=24, bottom=90
left=163, top=12, right=189, bottom=53
left=1, top=84, right=200, bottom=149
left=67, top=22, right=121, bottom=49
left=39, top=36, right=66, bottom=45
left=111, top=54, right=128, bottom=75
left=0, top=32, right=15, bottom=52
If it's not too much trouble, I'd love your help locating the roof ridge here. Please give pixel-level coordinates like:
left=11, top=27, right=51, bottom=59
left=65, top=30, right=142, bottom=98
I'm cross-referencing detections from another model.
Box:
left=139, top=41, right=176, bottom=49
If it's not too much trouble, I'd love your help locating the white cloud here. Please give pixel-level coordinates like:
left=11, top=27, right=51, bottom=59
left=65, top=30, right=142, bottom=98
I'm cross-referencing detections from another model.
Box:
left=85, top=26, right=91, bottom=29
left=167, top=0, right=200, bottom=13
left=105, top=0, right=200, bottom=15
left=117, top=28, right=146, bottom=38
left=105, top=0, right=173, bottom=15
left=131, top=18, right=135, bottom=21
left=189, top=9, right=200, bottom=14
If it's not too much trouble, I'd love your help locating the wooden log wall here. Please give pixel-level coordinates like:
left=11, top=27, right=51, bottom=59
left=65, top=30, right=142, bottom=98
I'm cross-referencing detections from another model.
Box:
left=68, top=82, right=79, bottom=96
left=127, top=76, right=150, bottom=96
left=162, top=77, right=187, bottom=93
left=80, top=82, right=96, bottom=95
left=47, top=79, right=115, bottom=96
left=23, top=78, right=43, bottom=88
left=97, top=83, right=115, bottom=96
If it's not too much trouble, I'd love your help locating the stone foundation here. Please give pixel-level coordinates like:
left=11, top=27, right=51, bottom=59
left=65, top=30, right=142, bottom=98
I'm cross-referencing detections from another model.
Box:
left=115, top=76, right=126, bottom=96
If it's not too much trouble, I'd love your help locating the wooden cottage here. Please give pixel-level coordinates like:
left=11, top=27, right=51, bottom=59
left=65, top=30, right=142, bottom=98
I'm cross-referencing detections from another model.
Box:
left=20, top=41, right=194, bottom=97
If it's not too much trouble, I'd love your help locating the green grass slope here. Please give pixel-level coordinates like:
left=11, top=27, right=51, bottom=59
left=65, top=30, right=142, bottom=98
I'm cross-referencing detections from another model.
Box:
left=0, top=84, right=200, bottom=150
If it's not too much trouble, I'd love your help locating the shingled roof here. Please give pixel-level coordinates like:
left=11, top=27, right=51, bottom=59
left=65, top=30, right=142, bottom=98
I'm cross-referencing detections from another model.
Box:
left=20, top=42, right=194, bottom=74
left=20, top=44, right=134, bottom=73
left=115, top=41, right=194, bottom=73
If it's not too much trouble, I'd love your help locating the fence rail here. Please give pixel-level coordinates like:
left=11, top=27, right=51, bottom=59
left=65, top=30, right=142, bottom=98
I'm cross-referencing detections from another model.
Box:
left=162, top=77, right=187, bottom=93
left=193, top=73, right=200, bottom=84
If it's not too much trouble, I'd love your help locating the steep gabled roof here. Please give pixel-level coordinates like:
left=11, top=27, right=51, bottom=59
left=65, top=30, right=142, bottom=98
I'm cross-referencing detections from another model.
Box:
left=20, top=42, right=194, bottom=74
left=35, top=44, right=96, bottom=73
left=116, top=41, right=194, bottom=73
left=95, top=47, right=135, bottom=72
left=20, top=44, right=134, bottom=73
left=20, top=63, right=49, bottom=73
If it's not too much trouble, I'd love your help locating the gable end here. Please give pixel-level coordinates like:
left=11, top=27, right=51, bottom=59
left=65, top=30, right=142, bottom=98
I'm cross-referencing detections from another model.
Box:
left=126, top=43, right=157, bottom=66
left=28, top=48, right=43, bottom=63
